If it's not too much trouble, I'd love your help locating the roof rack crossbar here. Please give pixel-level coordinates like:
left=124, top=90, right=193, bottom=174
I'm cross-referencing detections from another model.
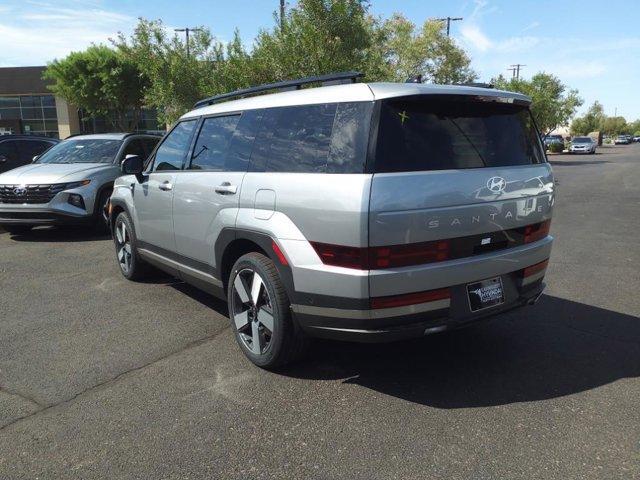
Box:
left=194, top=71, right=364, bottom=108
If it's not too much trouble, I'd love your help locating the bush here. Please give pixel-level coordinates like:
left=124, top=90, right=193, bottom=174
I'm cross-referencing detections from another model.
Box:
left=549, top=142, right=564, bottom=153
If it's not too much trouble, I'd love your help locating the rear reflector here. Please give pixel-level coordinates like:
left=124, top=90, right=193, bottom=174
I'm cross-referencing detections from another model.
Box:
left=271, top=240, right=289, bottom=266
left=522, top=259, right=549, bottom=278
left=371, top=288, right=450, bottom=310
left=524, top=219, right=551, bottom=244
left=310, top=242, right=368, bottom=270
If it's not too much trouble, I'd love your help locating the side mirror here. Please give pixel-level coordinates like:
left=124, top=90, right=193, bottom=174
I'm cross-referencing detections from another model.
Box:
left=32, top=155, right=39, bottom=163
left=121, top=154, right=144, bottom=176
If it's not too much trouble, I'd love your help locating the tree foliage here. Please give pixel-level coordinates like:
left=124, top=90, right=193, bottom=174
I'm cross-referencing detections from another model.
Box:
left=379, top=14, right=477, bottom=83
left=492, top=73, right=583, bottom=134
left=570, top=101, right=605, bottom=135
left=44, top=45, right=148, bottom=131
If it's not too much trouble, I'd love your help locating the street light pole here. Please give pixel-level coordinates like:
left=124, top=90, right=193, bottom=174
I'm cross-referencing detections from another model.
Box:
left=435, top=16, right=463, bottom=36
left=174, top=27, right=203, bottom=57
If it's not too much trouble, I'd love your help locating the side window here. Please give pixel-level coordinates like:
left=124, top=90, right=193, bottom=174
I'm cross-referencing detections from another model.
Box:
left=189, top=115, right=240, bottom=171
left=152, top=120, right=197, bottom=172
left=327, top=102, right=372, bottom=173
left=17, top=140, right=53, bottom=163
left=143, top=138, right=160, bottom=157
left=251, top=104, right=337, bottom=173
left=226, top=110, right=262, bottom=172
left=122, top=139, right=146, bottom=160
left=0, top=141, right=18, bottom=162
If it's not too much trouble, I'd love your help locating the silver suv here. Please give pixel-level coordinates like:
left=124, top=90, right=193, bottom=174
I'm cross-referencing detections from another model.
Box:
left=0, top=133, right=160, bottom=234
left=109, top=73, right=554, bottom=369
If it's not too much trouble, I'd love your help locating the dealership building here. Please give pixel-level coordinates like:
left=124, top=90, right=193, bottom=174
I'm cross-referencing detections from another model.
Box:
left=0, top=66, right=160, bottom=139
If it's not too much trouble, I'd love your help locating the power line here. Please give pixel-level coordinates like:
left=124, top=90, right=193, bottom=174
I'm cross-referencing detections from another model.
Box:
left=509, top=64, right=526, bottom=80
left=435, top=16, right=463, bottom=36
left=174, top=27, right=203, bottom=57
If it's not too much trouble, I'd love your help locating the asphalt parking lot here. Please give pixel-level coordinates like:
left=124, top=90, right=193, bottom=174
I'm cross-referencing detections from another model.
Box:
left=1, top=145, right=639, bottom=479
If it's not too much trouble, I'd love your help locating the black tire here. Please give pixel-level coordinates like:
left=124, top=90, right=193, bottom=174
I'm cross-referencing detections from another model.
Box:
left=113, top=211, right=149, bottom=281
left=227, top=252, right=307, bottom=369
left=3, top=225, right=32, bottom=235
left=94, top=188, right=112, bottom=232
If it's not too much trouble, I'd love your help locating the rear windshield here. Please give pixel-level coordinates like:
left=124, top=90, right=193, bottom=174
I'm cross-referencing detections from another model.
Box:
left=374, top=97, right=545, bottom=173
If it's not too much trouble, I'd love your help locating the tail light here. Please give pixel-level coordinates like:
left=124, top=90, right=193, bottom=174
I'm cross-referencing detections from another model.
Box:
left=522, top=259, right=549, bottom=278
left=371, top=288, right=450, bottom=309
left=310, top=241, right=451, bottom=270
left=524, top=220, right=551, bottom=243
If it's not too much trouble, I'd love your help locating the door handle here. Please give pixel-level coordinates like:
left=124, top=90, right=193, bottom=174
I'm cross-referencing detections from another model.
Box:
left=215, top=182, right=237, bottom=195
left=159, top=181, right=173, bottom=191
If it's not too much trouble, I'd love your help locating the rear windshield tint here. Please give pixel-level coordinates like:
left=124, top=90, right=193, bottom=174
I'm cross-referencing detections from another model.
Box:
left=374, top=97, right=545, bottom=173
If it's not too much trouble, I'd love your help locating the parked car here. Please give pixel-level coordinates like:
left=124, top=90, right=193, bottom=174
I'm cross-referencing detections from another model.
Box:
left=0, top=133, right=161, bottom=234
left=569, top=136, right=597, bottom=154
left=633, top=136, right=640, bottom=143
left=543, top=134, right=564, bottom=150
left=0, top=135, right=58, bottom=174
left=109, top=74, right=554, bottom=368
left=614, top=134, right=632, bottom=145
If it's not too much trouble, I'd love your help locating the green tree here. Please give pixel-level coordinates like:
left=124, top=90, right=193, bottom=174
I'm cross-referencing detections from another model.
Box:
left=113, top=19, right=238, bottom=125
left=601, top=116, right=628, bottom=136
left=492, top=72, right=583, bottom=134
left=571, top=101, right=605, bottom=135
left=379, top=14, right=477, bottom=83
left=249, top=0, right=383, bottom=82
left=44, top=45, right=148, bottom=131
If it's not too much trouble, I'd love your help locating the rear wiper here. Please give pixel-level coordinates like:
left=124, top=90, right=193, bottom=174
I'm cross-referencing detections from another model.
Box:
left=447, top=118, right=487, bottom=167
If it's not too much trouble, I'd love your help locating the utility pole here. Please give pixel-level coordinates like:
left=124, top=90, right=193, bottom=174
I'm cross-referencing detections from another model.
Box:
left=435, top=16, right=463, bottom=36
left=509, top=64, right=526, bottom=80
left=280, top=0, right=286, bottom=31
left=174, top=27, right=203, bottom=57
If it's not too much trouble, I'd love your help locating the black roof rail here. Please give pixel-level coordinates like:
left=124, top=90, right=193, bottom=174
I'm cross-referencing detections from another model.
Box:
left=194, top=71, right=364, bottom=108
left=456, top=82, right=494, bottom=89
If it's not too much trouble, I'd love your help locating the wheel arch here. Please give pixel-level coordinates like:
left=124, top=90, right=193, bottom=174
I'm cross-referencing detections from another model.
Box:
left=216, top=229, right=296, bottom=300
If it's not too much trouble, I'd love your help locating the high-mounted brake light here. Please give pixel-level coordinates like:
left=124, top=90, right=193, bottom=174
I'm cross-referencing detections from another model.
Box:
left=371, top=288, right=450, bottom=310
left=524, top=219, right=551, bottom=244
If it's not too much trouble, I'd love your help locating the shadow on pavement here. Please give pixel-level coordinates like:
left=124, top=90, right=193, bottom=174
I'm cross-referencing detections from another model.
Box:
left=282, top=295, right=640, bottom=408
left=5, top=225, right=110, bottom=242
left=549, top=160, right=609, bottom=166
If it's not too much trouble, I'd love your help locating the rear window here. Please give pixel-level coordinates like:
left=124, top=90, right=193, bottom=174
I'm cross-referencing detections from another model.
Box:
left=374, top=97, right=545, bottom=173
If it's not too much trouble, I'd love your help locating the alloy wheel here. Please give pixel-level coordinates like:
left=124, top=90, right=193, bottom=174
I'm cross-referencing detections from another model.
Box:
left=231, top=268, right=275, bottom=355
left=115, top=220, right=132, bottom=274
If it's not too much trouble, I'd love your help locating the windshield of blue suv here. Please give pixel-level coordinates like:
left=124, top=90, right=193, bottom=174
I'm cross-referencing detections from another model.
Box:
left=35, top=139, right=122, bottom=164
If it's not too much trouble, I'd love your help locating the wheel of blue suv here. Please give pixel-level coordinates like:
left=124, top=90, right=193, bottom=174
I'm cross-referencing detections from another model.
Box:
left=113, top=211, right=149, bottom=281
left=228, top=252, right=307, bottom=369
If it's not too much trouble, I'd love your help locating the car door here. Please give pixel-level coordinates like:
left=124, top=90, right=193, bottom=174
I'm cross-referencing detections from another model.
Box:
left=173, top=111, right=260, bottom=270
left=134, top=120, right=198, bottom=253
left=0, top=140, right=19, bottom=173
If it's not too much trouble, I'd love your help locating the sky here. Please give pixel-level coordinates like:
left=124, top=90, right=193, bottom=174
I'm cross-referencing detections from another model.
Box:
left=1, top=0, right=638, bottom=120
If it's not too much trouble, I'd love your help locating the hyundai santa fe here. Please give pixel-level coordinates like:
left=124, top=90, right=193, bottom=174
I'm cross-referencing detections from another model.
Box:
left=109, top=72, right=554, bottom=368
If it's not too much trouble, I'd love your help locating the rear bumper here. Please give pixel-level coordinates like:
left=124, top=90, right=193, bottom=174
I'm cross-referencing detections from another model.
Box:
left=0, top=207, right=92, bottom=226
left=292, top=274, right=546, bottom=343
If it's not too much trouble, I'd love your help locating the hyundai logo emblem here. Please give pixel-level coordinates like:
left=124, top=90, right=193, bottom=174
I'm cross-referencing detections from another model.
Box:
left=13, top=186, right=27, bottom=196
left=486, top=176, right=506, bottom=194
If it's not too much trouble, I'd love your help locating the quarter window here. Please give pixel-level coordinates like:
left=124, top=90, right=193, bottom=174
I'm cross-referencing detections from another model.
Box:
left=152, top=120, right=197, bottom=172
left=189, top=115, right=240, bottom=171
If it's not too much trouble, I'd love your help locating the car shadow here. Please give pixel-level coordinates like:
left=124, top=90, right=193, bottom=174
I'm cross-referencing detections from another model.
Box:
left=5, top=226, right=111, bottom=242
left=549, top=160, right=609, bottom=166
left=280, top=295, right=640, bottom=408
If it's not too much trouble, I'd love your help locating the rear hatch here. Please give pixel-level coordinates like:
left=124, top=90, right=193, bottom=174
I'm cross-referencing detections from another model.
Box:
left=368, top=93, right=554, bottom=298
